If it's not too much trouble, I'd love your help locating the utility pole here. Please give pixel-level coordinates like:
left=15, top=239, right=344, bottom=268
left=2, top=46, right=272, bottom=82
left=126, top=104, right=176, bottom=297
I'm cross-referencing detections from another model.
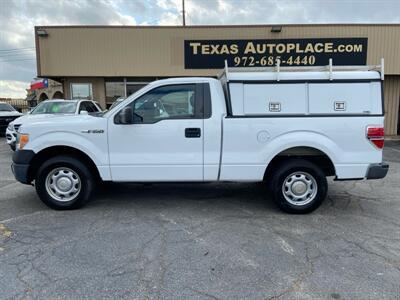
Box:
left=182, top=0, right=186, bottom=26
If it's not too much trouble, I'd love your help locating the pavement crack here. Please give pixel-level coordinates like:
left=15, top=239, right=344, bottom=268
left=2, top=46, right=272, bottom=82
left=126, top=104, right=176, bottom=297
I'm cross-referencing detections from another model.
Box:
left=342, top=237, right=400, bottom=272
left=184, top=286, right=220, bottom=300
left=267, top=247, right=317, bottom=300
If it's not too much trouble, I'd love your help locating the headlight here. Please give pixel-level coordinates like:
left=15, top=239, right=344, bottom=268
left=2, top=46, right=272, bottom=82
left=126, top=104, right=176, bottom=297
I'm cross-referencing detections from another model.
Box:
left=16, top=133, right=29, bottom=150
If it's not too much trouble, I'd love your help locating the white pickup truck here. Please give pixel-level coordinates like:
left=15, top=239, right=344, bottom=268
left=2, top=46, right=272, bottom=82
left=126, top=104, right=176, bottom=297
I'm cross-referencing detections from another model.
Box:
left=11, top=64, right=388, bottom=213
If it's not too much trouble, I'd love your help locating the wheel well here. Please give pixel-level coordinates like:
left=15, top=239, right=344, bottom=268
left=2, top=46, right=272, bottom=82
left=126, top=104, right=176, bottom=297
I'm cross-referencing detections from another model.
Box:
left=264, top=147, right=336, bottom=180
left=28, top=146, right=101, bottom=182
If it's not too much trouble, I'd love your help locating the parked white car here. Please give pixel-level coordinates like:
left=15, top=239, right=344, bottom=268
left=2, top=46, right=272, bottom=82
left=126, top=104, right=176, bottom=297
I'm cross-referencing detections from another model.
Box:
left=0, top=102, right=23, bottom=137
left=6, top=99, right=102, bottom=150
left=11, top=65, right=388, bottom=213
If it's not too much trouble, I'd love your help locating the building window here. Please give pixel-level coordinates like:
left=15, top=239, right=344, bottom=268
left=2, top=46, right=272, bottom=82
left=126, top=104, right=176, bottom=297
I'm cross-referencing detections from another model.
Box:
left=71, top=83, right=93, bottom=100
left=126, top=83, right=147, bottom=97
left=105, top=81, right=125, bottom=106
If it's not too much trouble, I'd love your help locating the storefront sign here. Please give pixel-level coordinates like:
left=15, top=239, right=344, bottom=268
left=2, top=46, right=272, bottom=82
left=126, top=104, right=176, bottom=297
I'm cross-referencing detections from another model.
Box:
left=184, top=38, right=368, bottom=69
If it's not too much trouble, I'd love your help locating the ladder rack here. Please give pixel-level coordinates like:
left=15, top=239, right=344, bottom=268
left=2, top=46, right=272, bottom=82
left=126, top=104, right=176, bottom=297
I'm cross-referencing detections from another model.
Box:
left=218, top=58, right=385, bottom=81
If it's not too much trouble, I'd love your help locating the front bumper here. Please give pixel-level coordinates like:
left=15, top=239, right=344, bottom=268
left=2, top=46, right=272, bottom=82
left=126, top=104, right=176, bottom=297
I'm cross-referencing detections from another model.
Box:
left=11, top=149, right=35, bottom=184
left=11, top=163, right=31, bottom=184
left=366, top=162, right=389, bottom=180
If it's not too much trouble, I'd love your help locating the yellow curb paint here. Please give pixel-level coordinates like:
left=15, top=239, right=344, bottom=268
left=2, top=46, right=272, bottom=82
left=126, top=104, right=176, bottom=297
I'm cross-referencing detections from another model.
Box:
left=0, top=224, right=12, bottom=238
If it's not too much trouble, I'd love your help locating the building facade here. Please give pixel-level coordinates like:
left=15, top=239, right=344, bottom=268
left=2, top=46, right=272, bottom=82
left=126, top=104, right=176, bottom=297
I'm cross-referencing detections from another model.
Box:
left=35, top=24, right=400, bottom=135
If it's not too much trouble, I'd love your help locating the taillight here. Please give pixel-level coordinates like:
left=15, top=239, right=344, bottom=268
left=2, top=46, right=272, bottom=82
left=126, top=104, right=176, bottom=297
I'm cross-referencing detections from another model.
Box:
left=367, top=126, right=384, bottom=149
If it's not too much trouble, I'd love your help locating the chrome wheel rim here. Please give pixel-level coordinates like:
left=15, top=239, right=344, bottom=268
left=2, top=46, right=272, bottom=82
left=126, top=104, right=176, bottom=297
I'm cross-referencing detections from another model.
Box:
left=282, top=171, right=317, bottom=206
left=45, top=167, right=81, bottom=202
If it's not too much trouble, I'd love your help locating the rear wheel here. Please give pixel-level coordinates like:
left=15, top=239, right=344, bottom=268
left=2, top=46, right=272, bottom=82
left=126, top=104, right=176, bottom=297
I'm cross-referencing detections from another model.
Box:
left=270, top=159, right=327, bottom=214
left=35, top=156, right=94, bottom=210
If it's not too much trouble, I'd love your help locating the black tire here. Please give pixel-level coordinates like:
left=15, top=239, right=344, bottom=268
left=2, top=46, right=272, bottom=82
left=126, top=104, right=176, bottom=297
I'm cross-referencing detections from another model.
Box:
left=10, top=144, right=16, bottom=151
left=35, top=155, right=94, bottom=210
left=270, top=159, right=327, bottom=214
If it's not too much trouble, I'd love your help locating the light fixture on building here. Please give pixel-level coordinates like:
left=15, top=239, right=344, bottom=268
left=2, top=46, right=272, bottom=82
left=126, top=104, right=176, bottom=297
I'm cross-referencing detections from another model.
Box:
left=37, top=29, right=48, bottom=37
left=271, top=25, right=282, bottom=33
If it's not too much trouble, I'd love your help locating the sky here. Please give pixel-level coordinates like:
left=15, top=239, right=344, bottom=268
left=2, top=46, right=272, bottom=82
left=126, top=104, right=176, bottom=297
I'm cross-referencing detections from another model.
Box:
left=0, top=0, right=399, bottom=98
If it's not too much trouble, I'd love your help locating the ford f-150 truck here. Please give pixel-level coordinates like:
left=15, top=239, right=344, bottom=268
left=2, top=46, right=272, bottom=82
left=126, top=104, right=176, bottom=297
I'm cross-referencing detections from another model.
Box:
left=11, top=63, right=389, bottom=213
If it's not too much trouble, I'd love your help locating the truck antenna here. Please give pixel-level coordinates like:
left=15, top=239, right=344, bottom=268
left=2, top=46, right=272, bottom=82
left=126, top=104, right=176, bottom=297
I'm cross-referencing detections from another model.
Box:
left=224, top=60, right=229, bottom=81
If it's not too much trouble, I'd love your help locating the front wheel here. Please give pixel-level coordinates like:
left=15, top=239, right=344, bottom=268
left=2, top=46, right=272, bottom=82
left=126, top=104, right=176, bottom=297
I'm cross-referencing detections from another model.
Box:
left=35, top=155, right=94, bottom=210
left=270, top=159, right=328, bottom=214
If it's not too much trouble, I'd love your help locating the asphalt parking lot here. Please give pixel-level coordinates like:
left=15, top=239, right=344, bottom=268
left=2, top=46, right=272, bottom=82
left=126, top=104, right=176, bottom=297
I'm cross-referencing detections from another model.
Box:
left=0, top=138, right=399, bottom=299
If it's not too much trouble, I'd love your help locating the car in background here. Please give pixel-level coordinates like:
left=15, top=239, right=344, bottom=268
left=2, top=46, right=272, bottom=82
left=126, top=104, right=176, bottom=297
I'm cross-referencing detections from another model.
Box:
left=0, top=102, right=23, bottom=136
left=6, top=99, right=102, bottom=150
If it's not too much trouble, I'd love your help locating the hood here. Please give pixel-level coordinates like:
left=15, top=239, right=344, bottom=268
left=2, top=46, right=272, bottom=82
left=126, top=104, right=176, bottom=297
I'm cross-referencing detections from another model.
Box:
left=10, top=113, right=75, bottom=126
left=0, top=111, right=23, bottom=117
left=19, top=114, right=103, bottom=132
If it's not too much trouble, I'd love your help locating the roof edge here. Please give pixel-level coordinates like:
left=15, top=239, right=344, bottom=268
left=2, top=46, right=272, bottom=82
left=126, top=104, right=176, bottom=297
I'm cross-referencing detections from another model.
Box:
left=34, top=23, right=400, bottom=29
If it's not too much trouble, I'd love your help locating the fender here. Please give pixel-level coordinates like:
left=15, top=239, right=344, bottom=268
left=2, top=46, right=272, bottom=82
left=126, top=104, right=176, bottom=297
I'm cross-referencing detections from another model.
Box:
left=27, top=131, right=109, bottom=169
left=219, top=129, right=339, bottom=181
left=261, top=130, right=339, bottom=170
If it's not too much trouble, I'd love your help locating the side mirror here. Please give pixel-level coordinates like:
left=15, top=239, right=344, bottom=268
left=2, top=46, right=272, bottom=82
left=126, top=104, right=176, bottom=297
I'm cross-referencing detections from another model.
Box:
left=120, top=106, right=133, bottom=124
left=80, top=110, right=88, bottom=115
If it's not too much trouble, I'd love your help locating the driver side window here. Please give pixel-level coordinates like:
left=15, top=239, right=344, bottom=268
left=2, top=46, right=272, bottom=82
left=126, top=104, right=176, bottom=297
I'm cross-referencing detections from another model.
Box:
left=79, top=102, right=88, bottom=113
left=131, top=84, right=196, bottom=124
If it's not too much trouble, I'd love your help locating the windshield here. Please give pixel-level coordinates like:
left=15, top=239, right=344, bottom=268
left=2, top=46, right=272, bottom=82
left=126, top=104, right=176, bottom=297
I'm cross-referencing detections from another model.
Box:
left=0, top=103, right=15, bottom=112
left=31, top=101, right=77, bottom=114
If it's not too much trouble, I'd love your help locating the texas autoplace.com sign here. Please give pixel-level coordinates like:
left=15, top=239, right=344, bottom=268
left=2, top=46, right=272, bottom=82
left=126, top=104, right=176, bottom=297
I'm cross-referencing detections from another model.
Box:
left=184, top=38, right=368, bottom=69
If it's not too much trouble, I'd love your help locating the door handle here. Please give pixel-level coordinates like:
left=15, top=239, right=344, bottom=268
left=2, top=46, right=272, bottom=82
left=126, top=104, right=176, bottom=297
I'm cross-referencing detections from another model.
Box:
left=185, top=127, right=201, bottom=138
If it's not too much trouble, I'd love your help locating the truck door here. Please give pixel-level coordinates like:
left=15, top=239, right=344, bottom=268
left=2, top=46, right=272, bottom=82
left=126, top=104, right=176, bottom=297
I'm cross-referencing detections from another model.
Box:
left=108, top=83, right=205, bottom=181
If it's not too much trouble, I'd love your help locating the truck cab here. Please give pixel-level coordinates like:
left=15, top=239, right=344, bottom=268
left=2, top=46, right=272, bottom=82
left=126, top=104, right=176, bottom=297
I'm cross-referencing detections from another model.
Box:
left=11, top=64, right=389, bottom=213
